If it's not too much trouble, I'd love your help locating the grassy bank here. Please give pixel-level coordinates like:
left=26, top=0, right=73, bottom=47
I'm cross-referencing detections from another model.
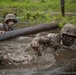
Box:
left=0, top=0, right=76, bottom=27
left=0, top=0, right=76, bottom=12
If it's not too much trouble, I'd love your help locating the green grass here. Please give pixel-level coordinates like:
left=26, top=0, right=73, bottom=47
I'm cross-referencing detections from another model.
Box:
left=0, top=0, right=76, bottom=28
left=0, top=0, right=76, bottom=12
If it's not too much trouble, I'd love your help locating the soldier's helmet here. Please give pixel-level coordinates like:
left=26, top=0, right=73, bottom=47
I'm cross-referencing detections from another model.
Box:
left=4, top=14, right=17, bottom=23
left=61, top=24, right=76, bottom=37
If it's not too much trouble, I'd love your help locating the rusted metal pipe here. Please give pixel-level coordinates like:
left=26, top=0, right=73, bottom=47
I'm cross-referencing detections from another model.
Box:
left=0, top=21, right=58, bottom=41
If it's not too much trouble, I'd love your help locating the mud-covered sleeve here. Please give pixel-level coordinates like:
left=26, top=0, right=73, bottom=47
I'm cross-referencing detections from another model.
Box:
left=32, top=36, right=50, bottom=44
left=26, top=34, right=53, bottom=50
left=0, top=23, right=3, bottom=30
left=33, top=33, right=58, bottom=43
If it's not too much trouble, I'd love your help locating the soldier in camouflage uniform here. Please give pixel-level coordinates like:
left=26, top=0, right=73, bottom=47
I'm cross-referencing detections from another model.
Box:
left=30, top=24, right=76, bottom=51
left=0, top=13, right=17, bottom=34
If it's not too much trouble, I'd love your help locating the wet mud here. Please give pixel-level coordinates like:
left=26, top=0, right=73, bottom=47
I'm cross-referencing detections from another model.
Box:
left=0, top=31, right=76, bottom=75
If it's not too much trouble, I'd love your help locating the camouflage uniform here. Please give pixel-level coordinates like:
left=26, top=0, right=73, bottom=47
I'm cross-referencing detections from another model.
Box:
left=29, top=24, right=76, bottom=51
left=0, top=23, right=13, bottom=31
left=0, top=14, right=17, bottom=31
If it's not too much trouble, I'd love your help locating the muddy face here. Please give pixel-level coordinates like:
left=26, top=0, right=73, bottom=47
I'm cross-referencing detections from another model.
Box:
left=62, top=34, right=75, bottom=47
left=7, top=20, right=15, bottom=28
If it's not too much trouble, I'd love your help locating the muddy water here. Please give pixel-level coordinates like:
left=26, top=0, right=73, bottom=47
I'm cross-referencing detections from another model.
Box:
left=0, top=34, right=55, bottom=75
left=0, top=30, right=76, bottom=75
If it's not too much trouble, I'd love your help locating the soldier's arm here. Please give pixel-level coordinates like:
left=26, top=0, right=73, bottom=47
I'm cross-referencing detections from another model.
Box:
left=31, top=33, right=58, bottom=48
left=0, top=23, right=5, bottom=34
left=32, top=36, right=50, bottom=44
left=29, top=36, right=50, bottom=49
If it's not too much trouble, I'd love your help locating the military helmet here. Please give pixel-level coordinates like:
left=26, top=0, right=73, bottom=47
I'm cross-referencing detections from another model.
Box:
left=4, top=14, right=17, bottom=23
left=61, top=24, right=76, bottom=37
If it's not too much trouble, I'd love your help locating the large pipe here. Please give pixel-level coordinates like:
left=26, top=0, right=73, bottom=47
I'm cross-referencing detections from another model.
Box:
left=0, top=21, right=58, bottom=41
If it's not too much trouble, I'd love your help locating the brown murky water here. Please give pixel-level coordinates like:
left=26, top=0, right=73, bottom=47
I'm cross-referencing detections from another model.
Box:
left=0, top=29, right=76, bottom=75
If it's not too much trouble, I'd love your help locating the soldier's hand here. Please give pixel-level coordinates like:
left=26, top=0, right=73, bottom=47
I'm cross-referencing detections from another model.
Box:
left=0, top=30, right=5, bottom=34
left=31, top=40, right=40, bottom=49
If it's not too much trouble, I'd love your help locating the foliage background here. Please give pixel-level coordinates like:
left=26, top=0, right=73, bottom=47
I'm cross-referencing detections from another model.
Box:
left=0, top=0, right=76, bottom=28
